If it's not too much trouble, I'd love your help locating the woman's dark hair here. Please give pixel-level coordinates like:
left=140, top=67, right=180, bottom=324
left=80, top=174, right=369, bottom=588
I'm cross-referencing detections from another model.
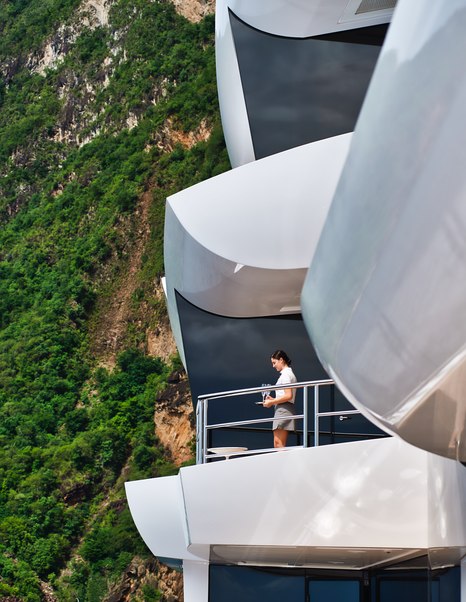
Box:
left=271, top=349, right=291, bottom=366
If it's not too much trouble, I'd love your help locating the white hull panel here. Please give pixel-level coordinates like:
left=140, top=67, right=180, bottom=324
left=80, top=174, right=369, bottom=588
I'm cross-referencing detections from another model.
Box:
left=125, top=438, right=466, bottom=568
left=301, top=0, right=466, bottom=462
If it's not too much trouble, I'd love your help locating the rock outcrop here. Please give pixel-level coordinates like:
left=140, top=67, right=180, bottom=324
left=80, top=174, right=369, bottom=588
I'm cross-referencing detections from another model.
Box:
left=170, top=0, right=215, bottom=23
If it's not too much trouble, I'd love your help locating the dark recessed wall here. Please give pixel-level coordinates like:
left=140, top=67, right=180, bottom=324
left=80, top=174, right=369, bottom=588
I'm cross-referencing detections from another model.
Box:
left=230, top=11, right=388, bottom=159
left=176, top=293, right=385, bottom=450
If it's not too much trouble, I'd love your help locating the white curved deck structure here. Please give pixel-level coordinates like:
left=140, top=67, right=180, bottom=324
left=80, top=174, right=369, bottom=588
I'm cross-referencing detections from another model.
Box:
left=301, top=0, right=466, bottom=463
left=164, top=134, right=351, bottom=365
left=126, top=439, right=460, bottom=559
left=126, top=438, right=466, bottom=597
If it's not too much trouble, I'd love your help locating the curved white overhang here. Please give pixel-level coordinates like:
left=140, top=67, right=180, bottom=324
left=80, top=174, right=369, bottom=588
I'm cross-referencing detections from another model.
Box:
left=167, top=134, right=349, bottom=270
left=164, top=134, right=351, bottom=362
left=125, top=438, right=466, bottom=568
left=220, top=0, right=396, bottom=39
left=124, top=475, right=207, bottom=562
left=301, top=0, right=466, bottom=462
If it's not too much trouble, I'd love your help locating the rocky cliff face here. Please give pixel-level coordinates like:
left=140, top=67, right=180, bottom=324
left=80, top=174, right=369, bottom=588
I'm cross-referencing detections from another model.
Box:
left=1, top=0, right=215, bottom=151
left=104, top=557, right=184, bottom=602
left=171, top=0, right=215, bottom=22
left=3, top=0, right=215, bottom=78
left=29, top=0, right=112, bottom=76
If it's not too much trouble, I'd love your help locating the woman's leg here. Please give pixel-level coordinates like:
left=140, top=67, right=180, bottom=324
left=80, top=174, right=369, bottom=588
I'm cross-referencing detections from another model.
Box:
left=273, top=429, right=288, bottom=448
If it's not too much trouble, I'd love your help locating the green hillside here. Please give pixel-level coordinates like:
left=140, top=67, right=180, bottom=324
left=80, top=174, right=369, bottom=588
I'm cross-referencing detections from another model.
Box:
left=0, top=1, right=229, bottom=599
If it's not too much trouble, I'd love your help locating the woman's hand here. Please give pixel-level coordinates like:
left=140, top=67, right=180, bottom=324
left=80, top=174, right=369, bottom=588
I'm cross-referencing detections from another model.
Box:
left=263, top=396, right=274, bottom=408
left=264, top=389, right=293, bottom=407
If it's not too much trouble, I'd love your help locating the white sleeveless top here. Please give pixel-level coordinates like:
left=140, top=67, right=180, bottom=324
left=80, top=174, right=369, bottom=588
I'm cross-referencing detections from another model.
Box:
left=275, top=366, right=297, bottom=403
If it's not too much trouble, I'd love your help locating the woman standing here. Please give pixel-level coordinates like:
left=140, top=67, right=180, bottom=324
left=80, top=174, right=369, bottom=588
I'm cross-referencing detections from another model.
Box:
left=263, top=350, right=297, bottom=448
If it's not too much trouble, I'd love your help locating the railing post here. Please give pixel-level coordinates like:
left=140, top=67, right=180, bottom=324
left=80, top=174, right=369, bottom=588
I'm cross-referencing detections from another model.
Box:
left=196, top=400, right=202, bottom=464
left=314, top=384, right=320, bottom=447
left=303, top=386, right=308, bottom=448
left=202, top=399, right=209, bottom=464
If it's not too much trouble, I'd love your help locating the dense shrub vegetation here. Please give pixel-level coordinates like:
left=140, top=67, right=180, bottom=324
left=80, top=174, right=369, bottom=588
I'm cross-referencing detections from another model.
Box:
left=0, top=0, right=229, bottom=599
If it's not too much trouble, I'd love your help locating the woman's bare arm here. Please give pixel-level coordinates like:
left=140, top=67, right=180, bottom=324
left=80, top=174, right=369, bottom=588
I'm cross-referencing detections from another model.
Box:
left=263, top=388, right=293, bottom=407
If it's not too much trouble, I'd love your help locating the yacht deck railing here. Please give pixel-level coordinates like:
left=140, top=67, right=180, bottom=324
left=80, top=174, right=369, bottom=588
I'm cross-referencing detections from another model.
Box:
left=196, top=380, right=363, bottom=464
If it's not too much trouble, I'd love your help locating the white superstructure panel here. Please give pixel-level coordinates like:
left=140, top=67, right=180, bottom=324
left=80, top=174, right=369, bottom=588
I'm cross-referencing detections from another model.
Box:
left=164, top=134, right=351, bottom=323
left=224, top=0, right=396, bottom=38
left=183, top=560, right=209, bottom=602
left=428, top=452, right=466, bottom=549
left=216, top=0, right=255, bottom=167
left=181, top=438, right=428, bottom=551
left=124, top=476, right=201, bottom=562
left=126, top=439, right=466, bottom=569
left=301, top=0, right=466, bottom=462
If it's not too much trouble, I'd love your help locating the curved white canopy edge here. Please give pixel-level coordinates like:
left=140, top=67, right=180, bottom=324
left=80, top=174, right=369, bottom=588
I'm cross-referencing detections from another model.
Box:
left=164, top=135, right=351, bottom=369
left=221, top=0, right=395, bottom=39
left=216, top=0, right=255, bottom=167
left=164, top=133, right=351, bottom=318
left=301, top=0, right=466, bottom=462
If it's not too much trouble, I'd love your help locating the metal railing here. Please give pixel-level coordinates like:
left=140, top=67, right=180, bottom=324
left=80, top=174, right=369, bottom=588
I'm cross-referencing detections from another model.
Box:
left=195, top=379, right=362, bottom=464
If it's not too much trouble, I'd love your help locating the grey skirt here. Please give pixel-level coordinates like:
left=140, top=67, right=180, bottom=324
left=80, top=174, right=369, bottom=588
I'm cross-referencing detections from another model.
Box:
left=273, top=402, right=296, bottom=431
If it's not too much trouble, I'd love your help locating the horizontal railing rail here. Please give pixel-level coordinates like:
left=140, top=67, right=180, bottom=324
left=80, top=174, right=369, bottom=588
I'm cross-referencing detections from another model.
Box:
left=196, top=379, right=368, bottom=464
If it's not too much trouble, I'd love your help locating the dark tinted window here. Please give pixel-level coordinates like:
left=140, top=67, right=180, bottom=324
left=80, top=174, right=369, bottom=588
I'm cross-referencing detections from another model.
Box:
left=209, top=564, right=461, bottom=602
left=309, top=578, right=360, bottom=601
left=378, top=578, right=428, bottom=601
left=230, top=12, right=387, bottom=159
left=210, top=566, right=304, bottom=602
left=373, top=567, right=461, bottom=602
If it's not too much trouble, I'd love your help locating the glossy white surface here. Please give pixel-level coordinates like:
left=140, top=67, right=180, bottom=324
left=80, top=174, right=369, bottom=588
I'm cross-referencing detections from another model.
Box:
left=164, top=134, right=351, bottom=331
left=126, top=439, right=466, bottom=569
left=301, top=0, right=466, bottom=462
left=167, top=135, right=350, bottom=271
left=223, top=0, right=395, bottom=38
left=124, top=476, right=198, bottom=562
left=428, top=454, right=466, bottom=548
left=216, top=0, right=255, bottom=167
left=183, top=560, right=209, bottom=602
left=181, top=438, right=429, bottom=550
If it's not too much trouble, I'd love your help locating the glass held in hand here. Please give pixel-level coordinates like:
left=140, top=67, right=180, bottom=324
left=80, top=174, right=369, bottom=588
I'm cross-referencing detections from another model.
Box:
left=262, top=384, right=272, bottom=401
left=256, top=384, right=267, bottom=404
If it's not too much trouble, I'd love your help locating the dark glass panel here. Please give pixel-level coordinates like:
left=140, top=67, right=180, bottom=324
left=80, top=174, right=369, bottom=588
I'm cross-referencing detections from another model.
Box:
left=176, top=291, right=328, bottom=409
left=308, top=578, right=360, bottom=601
left=433, top=566, right=460, bottom=602
left=230, top=12, right=387, bottom=159
left=372, top=565, right=460, bottom=602
left=209, top=565, right=304, bottom=602
left=378, top=578, right=428, bottom=602
left=208, top=563, right=460, bottom=602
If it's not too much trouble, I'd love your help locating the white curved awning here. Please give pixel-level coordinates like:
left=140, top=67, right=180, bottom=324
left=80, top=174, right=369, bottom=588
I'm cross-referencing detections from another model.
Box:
left=164, top=135, right=351, bottom=365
